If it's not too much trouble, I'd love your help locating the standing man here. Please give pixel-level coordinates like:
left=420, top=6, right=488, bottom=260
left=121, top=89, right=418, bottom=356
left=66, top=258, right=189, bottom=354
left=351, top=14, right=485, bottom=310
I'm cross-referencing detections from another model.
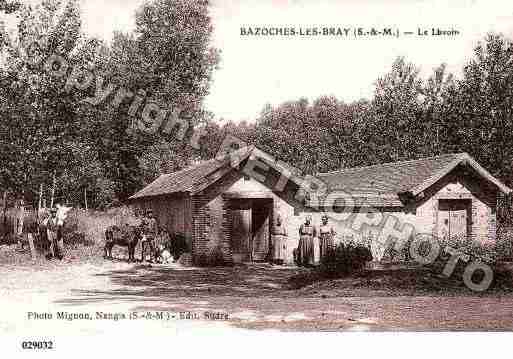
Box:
left=141, top=209, right=158, bottom=262
left=44, top=208, right=63, bottom=260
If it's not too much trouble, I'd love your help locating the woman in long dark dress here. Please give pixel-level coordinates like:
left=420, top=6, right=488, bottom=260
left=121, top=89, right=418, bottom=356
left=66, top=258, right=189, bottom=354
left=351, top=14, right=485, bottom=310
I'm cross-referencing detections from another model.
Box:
left=319, top=214, right=336, bottom=261
left=298, top=215, right=316, bottom=266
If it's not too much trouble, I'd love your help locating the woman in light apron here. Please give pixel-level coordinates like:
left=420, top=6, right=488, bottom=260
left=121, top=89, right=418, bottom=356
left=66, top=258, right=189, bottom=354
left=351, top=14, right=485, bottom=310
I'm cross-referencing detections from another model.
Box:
left=271, top=214, right=287, bottom=265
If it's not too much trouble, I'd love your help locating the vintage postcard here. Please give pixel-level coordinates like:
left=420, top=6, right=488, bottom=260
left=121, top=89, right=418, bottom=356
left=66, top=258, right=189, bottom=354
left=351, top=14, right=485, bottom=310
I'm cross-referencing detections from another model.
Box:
left=1, top=0, right=513, bottom=356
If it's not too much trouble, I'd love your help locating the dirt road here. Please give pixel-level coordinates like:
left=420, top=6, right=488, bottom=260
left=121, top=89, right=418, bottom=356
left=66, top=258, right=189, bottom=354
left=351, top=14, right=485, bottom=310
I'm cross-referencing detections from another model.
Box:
left=2, top=256, right=513, bottom=333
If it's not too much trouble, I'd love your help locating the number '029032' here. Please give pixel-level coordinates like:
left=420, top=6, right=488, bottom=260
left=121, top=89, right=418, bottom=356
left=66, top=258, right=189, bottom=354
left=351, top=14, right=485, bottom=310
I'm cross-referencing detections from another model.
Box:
left=21, top=341, right=54, bottom=350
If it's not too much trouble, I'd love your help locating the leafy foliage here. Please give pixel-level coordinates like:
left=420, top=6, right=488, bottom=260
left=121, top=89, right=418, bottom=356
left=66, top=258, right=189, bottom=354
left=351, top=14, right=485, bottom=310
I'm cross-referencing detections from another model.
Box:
left=1, top=0, right=513, bottom=219
left=319, top=242, right=373, bottom=277
left=0, top=0, right=219, bottom=207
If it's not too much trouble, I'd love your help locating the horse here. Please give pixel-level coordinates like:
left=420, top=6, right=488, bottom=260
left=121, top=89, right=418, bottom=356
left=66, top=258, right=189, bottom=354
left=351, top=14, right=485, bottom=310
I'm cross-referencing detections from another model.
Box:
left=104, top=224, right=142, bottom=262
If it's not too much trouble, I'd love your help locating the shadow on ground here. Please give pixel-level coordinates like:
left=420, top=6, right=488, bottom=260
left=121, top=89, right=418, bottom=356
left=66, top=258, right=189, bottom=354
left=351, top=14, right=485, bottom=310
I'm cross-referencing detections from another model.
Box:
left=52, top=262, right=513, bottom=331
left=60, top=263, right=306, bottom=301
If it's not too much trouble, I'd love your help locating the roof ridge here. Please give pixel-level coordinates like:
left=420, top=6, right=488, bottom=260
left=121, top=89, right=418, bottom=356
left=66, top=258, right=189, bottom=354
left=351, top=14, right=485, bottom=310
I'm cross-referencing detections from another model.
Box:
left=317, top=152, right=467, bottom=176
left=159, top=158, right=219, bottom=177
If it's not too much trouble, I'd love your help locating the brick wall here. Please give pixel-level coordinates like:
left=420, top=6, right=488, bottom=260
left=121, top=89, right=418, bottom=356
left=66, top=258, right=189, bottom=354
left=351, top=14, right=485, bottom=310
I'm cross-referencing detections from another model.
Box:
left=191, top=169, right=242, bottom=265
left=187, top=163, right=500, bottom=265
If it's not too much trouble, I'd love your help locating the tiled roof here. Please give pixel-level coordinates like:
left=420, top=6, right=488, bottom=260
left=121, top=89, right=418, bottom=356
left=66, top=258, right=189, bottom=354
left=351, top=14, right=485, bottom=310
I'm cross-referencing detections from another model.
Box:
left=129, top=146, right=253, bottom=200
left=129, top=150, right=511, bottom=205
left=318, top=153, right=463, bottom=195
left=316, top=152, right=511, bottom=207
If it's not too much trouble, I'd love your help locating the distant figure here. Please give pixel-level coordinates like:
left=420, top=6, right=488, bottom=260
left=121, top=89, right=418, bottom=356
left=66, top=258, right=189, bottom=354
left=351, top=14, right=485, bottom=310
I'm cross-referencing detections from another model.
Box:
left=298, top=215, right=316, bottom=267
left=44, top=208, right=63, bottom=260
left=271, top=214, right=287, bottom=265
left=141, top=209, right=158, bottom=262
left=319, top=214, right=336, bottom=261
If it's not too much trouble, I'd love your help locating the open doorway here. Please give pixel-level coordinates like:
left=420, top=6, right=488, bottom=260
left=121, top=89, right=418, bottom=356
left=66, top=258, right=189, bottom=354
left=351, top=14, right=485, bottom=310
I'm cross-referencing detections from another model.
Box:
left=229, top=198, right=272, bottom=263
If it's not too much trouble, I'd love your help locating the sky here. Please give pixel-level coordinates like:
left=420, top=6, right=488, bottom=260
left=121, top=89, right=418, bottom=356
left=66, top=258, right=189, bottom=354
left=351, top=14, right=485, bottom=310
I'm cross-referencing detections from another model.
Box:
left=15, top=0, right=513, bottom=122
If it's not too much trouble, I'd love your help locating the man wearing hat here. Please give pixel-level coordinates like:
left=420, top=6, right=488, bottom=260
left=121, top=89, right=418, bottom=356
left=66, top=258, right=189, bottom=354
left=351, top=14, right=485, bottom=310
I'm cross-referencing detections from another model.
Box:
left=141, top=209, right=158, bottom=262
left=44, top=208, right=63, bottom=260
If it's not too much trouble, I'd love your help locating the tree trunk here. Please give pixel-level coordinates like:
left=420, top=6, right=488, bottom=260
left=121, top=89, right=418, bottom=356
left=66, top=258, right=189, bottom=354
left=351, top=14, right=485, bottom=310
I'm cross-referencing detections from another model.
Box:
left=38, top=184, right=43, bottom=212
left=37, top=184, right=43, bottom=224
left=1, top=191, right=6, bottom=237
left=17, top=199, right=25, bottom=235
left=14, top=199, right=25, bottom=250
left=50, top=171, right=56, bottom=209
left=84, top=187, right=88, bottom=211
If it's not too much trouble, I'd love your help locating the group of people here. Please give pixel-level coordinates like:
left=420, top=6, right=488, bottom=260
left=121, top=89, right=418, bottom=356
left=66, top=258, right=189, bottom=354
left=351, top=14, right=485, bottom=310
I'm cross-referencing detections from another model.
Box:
left=271, top=214, right=336, bottom=266
left=139, top=209, right=173, bottom=263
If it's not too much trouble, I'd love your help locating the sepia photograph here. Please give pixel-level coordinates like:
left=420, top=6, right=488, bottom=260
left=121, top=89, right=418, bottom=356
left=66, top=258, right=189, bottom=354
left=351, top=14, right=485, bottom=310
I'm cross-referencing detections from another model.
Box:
left=1, top=0, right=513, bottom=356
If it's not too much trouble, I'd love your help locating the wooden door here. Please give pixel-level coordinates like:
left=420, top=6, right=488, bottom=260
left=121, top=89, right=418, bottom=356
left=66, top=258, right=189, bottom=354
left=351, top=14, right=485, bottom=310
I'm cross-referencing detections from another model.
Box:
left=230, top=201, right=252, bottom=263
left=251, top=200, right=271, bottom=261
left=438, top=199, right=471, bottom=241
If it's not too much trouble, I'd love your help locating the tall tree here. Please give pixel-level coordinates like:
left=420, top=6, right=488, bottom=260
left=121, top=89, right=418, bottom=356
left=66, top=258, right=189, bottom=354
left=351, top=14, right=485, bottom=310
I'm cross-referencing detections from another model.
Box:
left=369, top=57, right=425, bottom=162
left=0, top=0, right=84, bottom=204
left=444, top=34, right=513, bottom=187
left=103, top=0, right=220, bottom=200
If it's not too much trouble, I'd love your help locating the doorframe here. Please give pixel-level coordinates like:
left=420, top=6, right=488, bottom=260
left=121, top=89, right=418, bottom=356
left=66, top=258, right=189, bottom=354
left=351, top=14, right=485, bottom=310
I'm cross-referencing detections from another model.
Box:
left=437, top=198, right=472, bottom=241
left=228, top=197, right=273, bottom=263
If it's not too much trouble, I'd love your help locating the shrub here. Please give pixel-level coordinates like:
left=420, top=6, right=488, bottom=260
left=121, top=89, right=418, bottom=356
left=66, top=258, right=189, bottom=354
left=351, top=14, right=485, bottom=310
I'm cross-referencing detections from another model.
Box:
left=496, top=226, right=513, bottom=261
left=168, top=232, right=189, bottom=261
left=425, top=235, right=498, bottom=280
left=195, top=246, right=230, bottom=267
left=319, top=242, right=373, bottom=278
left=62, top=206, right=140, bottom=245
left=208, top=246, right=228, bottom=266
left=438, top=235, right=497, bottom=264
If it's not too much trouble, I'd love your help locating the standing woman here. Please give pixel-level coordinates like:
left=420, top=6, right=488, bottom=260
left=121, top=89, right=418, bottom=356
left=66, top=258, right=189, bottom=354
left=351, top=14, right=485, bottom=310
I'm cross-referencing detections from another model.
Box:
left=298, top=215, right=316, bottom=266
left=319, top=214, right=336, bottom=261
left=271, top=214, right=287, bottom=265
